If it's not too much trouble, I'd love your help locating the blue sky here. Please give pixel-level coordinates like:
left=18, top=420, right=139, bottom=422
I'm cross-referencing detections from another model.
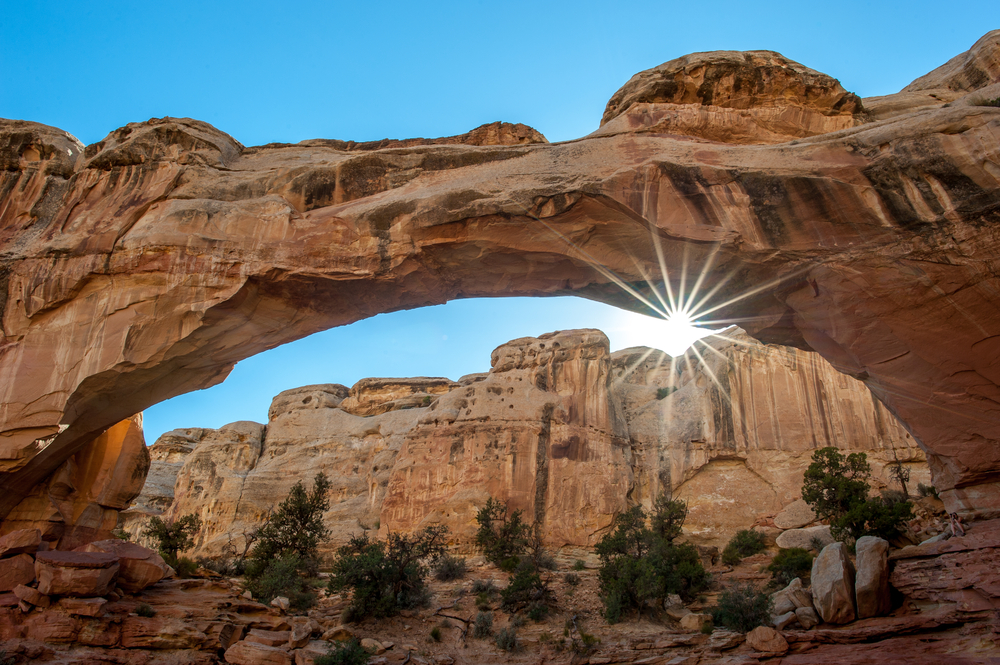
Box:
left=3, top=2, right=996, bottom=443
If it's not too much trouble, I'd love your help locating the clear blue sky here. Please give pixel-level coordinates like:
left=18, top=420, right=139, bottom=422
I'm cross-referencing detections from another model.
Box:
left=3, top=2, right=996, bottom=443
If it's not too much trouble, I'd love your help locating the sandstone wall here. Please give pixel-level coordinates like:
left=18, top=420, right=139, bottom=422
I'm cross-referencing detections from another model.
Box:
left=127, top=328, right=928, bottom=554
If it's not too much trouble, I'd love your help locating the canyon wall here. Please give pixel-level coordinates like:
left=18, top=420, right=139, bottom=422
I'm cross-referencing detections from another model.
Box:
left=2, top=33, right=999, bottom=537
left=123, top=328, right=928, bottom=554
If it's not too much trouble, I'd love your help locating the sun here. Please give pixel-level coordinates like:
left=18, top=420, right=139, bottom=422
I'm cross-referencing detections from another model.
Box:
left=609, top=309, right=717, bottom=357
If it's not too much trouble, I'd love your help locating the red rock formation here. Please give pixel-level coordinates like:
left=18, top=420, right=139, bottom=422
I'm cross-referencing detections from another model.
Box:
left=1, top=32, right=1000, bottom=530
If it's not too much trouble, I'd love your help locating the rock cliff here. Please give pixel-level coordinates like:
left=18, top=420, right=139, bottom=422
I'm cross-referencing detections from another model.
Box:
left=2, top=32, right=999, bottom=541
left=125, top=328, right=927, bottom=555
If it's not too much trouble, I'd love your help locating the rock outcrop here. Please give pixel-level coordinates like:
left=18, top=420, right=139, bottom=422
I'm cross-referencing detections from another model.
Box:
left=126, top=327, right=927, bottom=555
left=2, top=33, right=1000, bottom=538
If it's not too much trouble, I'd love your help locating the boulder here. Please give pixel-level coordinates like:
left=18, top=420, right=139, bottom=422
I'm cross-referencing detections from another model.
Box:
left=794, top=606, right=820, bottom=629
left=225, top=640, right=293, bottom=665
left=295, top=641, right=335, bottom=665
left=745, top=625, right=788, bottom=655
left=246, top=629, right=292, bottom=647
left=811, top=542, right=856, bottom=624
left=321, top=625, right=354, bottom=642
left=34, top=550, right=120, bottom=597
left=771, top=577, right=813, bottom=615
left=775, top=525, right=834, bottom=551
left=855, top=536, right=891, bottom=618
left=77, top=539, right=170, bottom=592
left=679, top=613, right=712, bottom=632
left=0, top=554, right=36, bottom=592
left=360, top=638, right=386, bottom=654
left=773, top=611, right=797, bottom=630
left=13, top=584, right=49, bottom=608
left=55, top=597, right=107, bottom=617
left=774, top=500, right=817, bottom=530
left=0, top=529, right=41, bottom=558
left=271, top=596, right=290, bottom=611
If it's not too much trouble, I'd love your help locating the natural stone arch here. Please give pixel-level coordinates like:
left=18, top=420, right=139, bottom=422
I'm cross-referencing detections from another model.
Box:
left=1, top=32, right=999, bottom=522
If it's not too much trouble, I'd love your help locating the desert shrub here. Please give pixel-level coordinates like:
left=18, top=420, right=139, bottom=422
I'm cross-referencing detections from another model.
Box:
left=656, top=386, right=676, bottom=399
left=246, top=473, right=331, bottom=580
left=527, top=601, right=548, bottom=622
left=471, top=579, right=496, bottom=595
left=432, top=554, right=467, bottom=581
left=767, top=548, right=814, bottom=586
left=564, top=572, right=580, bottom=586
left=143, top=514, right=201, bottom=567
left=573, top=559, right=586, bottom=571
left=136, top=602, right=155, bottom=617
left=595, top=495, right=709, bottom=624
left=802, top=447, right=912, bottom=543
left=173, top=556, right=199, bottom=578
left=328, top=525, right=447, bottom=620
left=917, top=483, right=939, bottom=499
left=111, top=526, right=132, bottom=542
left=700, top=621, right=714, bottom=634
left=721, top=529, right=766, bottom=565
left=474, top=497, right=530, bottom=566
left=494, top=627, right=519, bottom=652
left=246, top=555, right=316, bottom=609
left=712, top=582, right=773, bottom=633
left=473, top=611, right=494, bottom=638
left=500, top=565, right=552, bottom=613
left=430, top=626, right=442, bottom=642
left=972, top=95, right=1000, bottom=107
left=315, top=638, right=372, bottom=665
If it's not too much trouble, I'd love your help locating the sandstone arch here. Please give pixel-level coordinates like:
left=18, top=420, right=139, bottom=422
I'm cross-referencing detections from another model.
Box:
left=1, top=32, right=999, bottom=522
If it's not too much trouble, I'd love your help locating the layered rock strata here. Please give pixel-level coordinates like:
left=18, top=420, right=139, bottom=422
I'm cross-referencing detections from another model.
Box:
left=2, top=32, right=1000, bottom=534
left=125, top=328, right=928, bottom=555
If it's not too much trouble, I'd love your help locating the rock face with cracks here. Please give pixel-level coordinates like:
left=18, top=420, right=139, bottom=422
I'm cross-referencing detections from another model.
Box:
left=1, top=32, right=1000, bottom=533
left=123, top=327, right=925, bottom=555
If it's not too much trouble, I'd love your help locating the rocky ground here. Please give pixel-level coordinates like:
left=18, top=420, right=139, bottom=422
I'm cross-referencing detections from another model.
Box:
left=5, top=516, right=999, bottom=665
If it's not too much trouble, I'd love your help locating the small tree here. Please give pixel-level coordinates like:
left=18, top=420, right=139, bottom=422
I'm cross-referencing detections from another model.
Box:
left=801, top=447, right=913, bottom=543
left=329, top=525, right=448, bottom=620
left=595, top=495, right=709, bottom=624
left=246, top=472, right=331, bottom=579
left=143, top=514, right=201, bottom=566
left=475, top=497, right=530, bottom=568
left=887, top=448, right=911, bottom=498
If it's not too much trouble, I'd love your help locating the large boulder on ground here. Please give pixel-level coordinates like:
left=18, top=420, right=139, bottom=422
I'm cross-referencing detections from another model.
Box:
left=0, top=553, right=36, bottom=591
left=0, top=529, right=41, bottom=558
left=34, top=550, right=120, bottom=596
left=771, top=577, right=813, bottom=616
left=811, top=542, right=856, bottom=624
left=225, top=640, right=293, bottom=665
left=76, top=539, right=170, bottom=592
left=746, top=625, right=789, bottom=655
left=855, top=536, right=891, bottom=618
left=775, top=525, right=833, bottom=550
left=774, top=500, right=817, bottom=530
left=795, top=606, right=820, bottom=629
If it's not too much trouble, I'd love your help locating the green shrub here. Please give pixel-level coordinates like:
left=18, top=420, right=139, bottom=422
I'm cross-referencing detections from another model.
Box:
left=328, top=526, right=447, bottom=620
left=136, top=602, right=155, bottom=617
left=432, top=554, right=467, bottom=581
left=143, top=514, right=201, bottom=566
left=712, top=582, right=773, bottom=633
left=767, top=548, right=814, bottom=586
left=972, top=96, right=1000, bottom=107
left=564, top=572, right=580, bottom=586
left=527, top=601, right=548, bottom=622
left=917, top=483, right=939, bottom=499
left=500, top=565, right=551, bottom=613
left=474, top=497, right=530, bottom=567
left=247, top=555, right=316, bottom=609
left=802, top=447, right=913, bottom=543
left=430, top=626, right=442, bottom=642
left=494, top=627, right=519, bottom=652
left=721, top=529, right=766, bottom=565
left=595, top=495, right=709, bottom=624
left=656, top=386, right=677, bottom=400
left=314, top=638, right=372, bottom=665
left=471, top=579, right=496, bottom=595
left=173, top=556, right=198, bottom=578
left=573, top=559, right=586, bottom=571
left=473, top=611, right=493, bottom=638
left=246, top=473, right=331, bottom=581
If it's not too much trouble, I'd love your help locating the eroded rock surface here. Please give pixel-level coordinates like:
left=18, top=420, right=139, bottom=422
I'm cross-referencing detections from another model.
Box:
left=2, top=32, right=1000, bottom=534
left=127, top=327, right=926, bottom=554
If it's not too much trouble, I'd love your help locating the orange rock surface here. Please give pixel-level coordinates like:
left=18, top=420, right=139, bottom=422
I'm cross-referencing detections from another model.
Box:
left=1, top=32, right=1000, bottom=530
